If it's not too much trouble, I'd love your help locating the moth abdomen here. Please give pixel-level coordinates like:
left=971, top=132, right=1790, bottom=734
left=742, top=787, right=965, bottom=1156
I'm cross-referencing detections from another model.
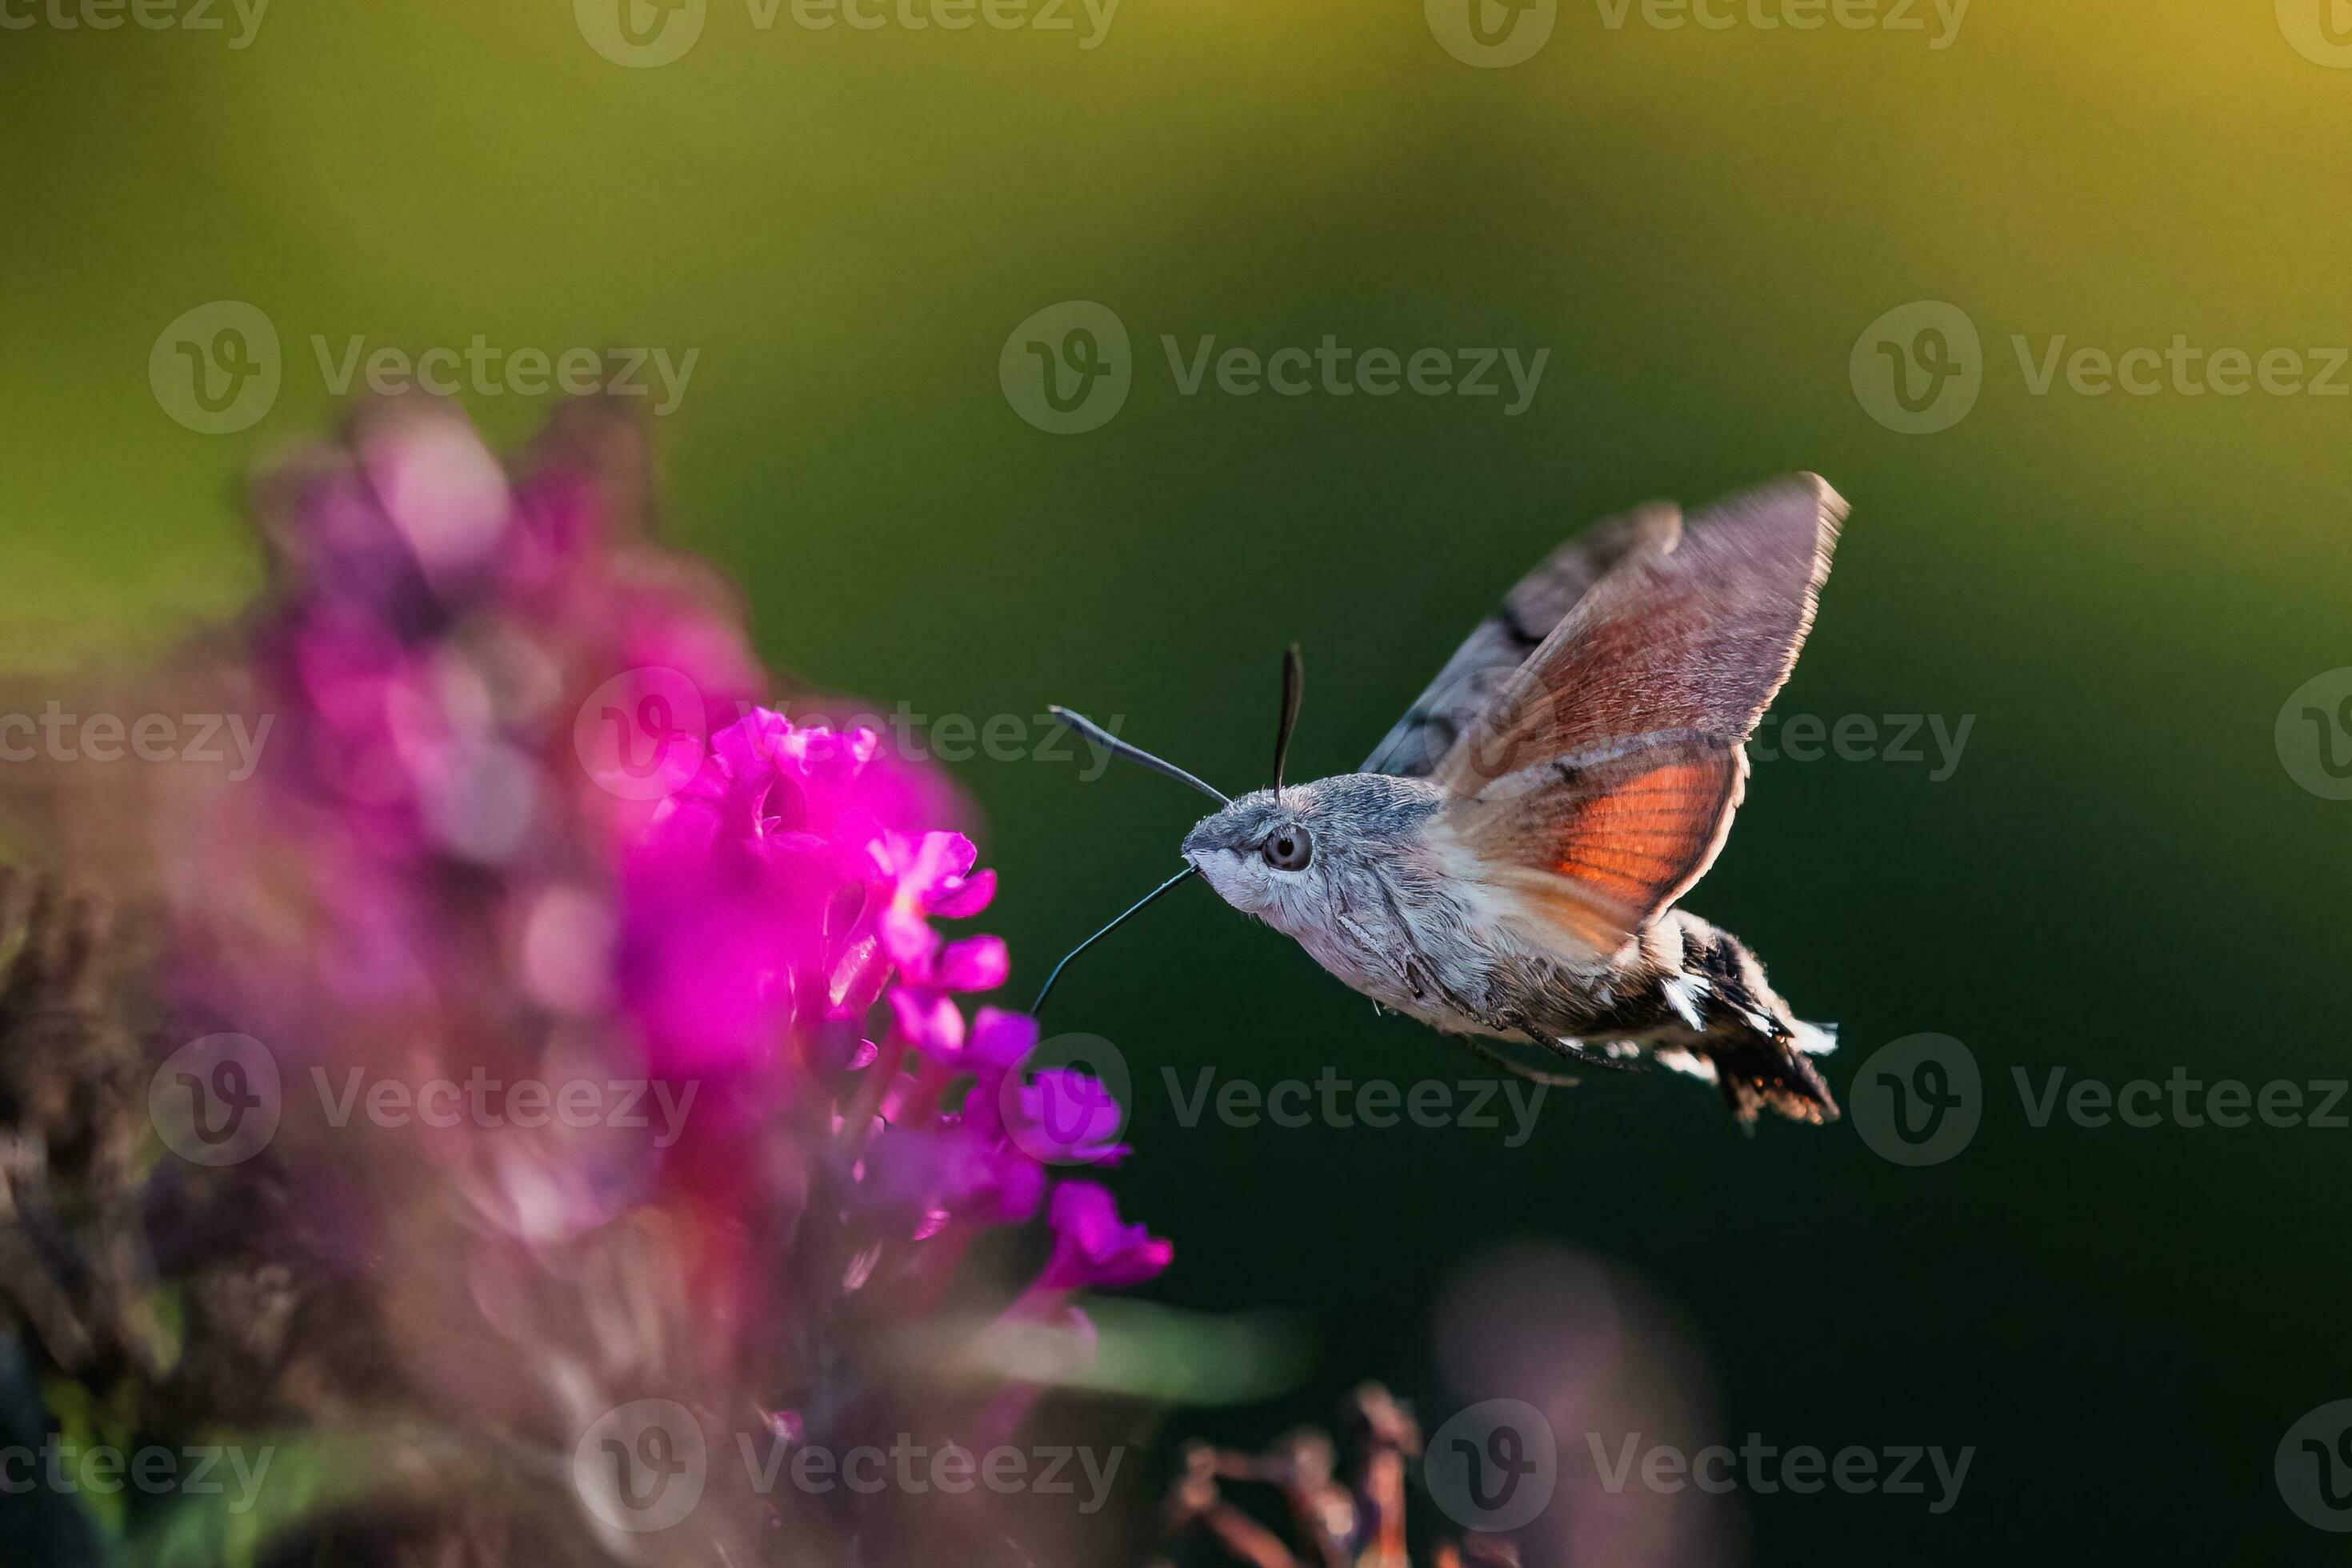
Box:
left=1576, top=910, right=1840, bottom=1125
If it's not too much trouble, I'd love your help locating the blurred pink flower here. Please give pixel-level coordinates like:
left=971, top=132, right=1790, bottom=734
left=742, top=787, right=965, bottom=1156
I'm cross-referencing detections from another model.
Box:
left=138, top=394, right=1167, bottom=1559
left=1038, top=1181, right=1175, bottom=1292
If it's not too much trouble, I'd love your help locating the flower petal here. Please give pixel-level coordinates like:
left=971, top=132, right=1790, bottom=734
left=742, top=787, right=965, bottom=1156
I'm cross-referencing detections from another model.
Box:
left=928, top=867, right=997, bottom=919
left=934, top=934, right=1010, bottom=993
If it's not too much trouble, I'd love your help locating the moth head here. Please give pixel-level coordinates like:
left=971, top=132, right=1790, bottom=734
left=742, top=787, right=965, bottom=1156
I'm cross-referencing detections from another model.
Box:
left=1180, top=788, right=1321, bottom=915
left=1037, top=643, right=1323, bottom=993
left=1182, top=641, right=1323, bottom=914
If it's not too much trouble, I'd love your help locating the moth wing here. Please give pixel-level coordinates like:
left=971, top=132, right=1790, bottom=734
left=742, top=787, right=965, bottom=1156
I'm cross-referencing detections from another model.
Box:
left=1451, top=737, right=1748, bottom=954
left=1434, top=474, right=1845, bottom=952
left=1362, top=502, right=1679, bottom=778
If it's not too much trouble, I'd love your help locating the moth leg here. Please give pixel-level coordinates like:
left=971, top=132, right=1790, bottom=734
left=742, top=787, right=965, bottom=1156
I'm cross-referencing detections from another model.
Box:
left=1509, top=1022, right=1646, bottom=1076
left=1411, top=960, right=1638, bottom=1081
left=1418, top=951, right=1639, bottom=1074
left=1450, top=1034, right=1584, bottom=1089
left=1337, top=913, right=1430, bottom=1005
left=1334, top=906, right=1626, bottom=1083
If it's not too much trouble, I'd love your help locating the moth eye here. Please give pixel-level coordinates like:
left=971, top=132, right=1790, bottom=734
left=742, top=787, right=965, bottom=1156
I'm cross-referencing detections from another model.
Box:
left=1262, top=825, right=1314, bottom=871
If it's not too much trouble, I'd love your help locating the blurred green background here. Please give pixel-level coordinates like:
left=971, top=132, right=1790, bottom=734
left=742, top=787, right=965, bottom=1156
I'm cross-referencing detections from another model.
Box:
left=8, top=1, right=2352, bottom=1560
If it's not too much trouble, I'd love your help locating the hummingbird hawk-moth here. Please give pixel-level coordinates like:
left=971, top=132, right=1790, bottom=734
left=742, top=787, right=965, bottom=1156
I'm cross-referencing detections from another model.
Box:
left=1042, top=474, right=1846, bottom=1125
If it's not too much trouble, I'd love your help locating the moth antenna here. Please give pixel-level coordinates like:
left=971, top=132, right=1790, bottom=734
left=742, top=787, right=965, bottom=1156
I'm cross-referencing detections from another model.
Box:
left=1031, top=866, right=1198, bottom=1016
left=1047, top=707, right=1230, bottom=805
left=1272, top=642, right=1303, bottom=803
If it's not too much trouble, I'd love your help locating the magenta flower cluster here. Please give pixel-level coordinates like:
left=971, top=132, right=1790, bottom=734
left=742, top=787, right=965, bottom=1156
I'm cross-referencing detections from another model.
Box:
left=619, top=699, right=1169, bottom=1291
left=161, top=397, right=1168, bottom=1497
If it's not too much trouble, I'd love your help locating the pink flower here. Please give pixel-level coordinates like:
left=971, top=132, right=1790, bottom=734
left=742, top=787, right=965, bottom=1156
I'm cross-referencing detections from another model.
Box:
left=874, top=830, right=1002, bottom=989
left=1016, top=1070, right=1130, bottom=1166
left=620, top=714, right=1009, bottom=1077
left=1037, top=1181, right=1174, bottom=1292
left=146, top=398, right=1173, bottom=1557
